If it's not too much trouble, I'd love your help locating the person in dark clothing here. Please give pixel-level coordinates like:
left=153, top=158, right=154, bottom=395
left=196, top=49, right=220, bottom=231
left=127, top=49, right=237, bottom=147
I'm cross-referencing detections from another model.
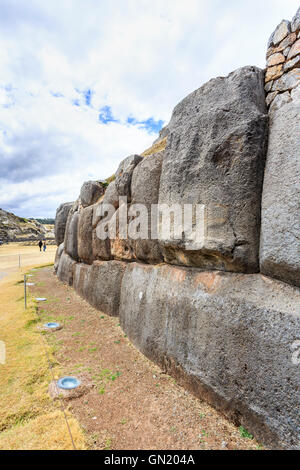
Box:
left=43, top=242, right=46, bottom=252
left=38, top=240, right=43, bottom=252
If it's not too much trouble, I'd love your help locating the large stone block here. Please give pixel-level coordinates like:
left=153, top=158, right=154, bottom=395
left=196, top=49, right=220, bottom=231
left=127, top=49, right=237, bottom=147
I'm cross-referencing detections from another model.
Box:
left=119, top=263, right=300, bottom=450
left=158, top=66, right=268, bottom=273
left=73, top=260, right=126, bottom=316
left=54, top=242, right=64, bottom=273
left=78, top=205, right=94, bottom=264
left=80, top=180, right=105, bottom=208
left=130, top=152, right=164, bottom=264
left=54, top=202, right=73, bottom=246
left=57, top=251, right=76, bottom=286
left=260, top=85, right=300, bottom=287
left=115, top=154, right=143, bottom=201
left=64, top=204, right=79, bottom=261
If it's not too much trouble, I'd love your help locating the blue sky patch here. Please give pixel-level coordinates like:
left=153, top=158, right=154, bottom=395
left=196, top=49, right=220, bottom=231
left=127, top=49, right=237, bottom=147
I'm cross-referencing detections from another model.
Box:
left=99, top=106, right=119, bottom=124
left=127, top=116, right=164, bottom=134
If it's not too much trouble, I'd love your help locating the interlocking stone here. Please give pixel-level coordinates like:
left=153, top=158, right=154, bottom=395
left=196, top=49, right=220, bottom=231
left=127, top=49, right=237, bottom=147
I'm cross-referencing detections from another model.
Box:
left=264, top=80, right=273, bottom=92
left=287, top=39, right=300, bottom=60
left=265, top=64, right=283, bottom=82
left=266, top=33, right=296, bottom=58
left=272, top=68, right=300, bottom=91
left=272, top=20, right=291, bottom=46
left=269, top=91, right=291, bottom=113
left=266, top=91, right=278, bottom=107
left=283, top=46, right=291, bottom=57
left=291, top=7, right=300, bottom=33
left=284, top=55, right=300, bottom=72
left=267, top=52, right=285, bottom=67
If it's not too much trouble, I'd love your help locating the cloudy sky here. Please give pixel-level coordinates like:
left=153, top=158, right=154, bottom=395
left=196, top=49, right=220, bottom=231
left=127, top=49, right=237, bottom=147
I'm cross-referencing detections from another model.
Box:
left=0, top=0, right=299, bottom=218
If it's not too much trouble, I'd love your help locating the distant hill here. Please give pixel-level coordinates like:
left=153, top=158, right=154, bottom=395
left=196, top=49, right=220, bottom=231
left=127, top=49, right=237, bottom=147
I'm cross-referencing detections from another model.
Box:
left=29, top=218, right=55, bottom=225
left=0, top=209, right=54, bottom=243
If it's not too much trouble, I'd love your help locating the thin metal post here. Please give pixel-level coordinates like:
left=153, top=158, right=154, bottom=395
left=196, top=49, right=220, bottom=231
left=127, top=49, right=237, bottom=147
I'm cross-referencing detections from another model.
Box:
left=24, top=274, right=27, bottom=309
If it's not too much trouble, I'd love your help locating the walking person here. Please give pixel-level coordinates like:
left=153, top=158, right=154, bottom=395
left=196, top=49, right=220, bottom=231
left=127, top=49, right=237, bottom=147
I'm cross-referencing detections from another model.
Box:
left=43, top=241, right=47, bottom=252
left=38, top=240, right=43, bottom=252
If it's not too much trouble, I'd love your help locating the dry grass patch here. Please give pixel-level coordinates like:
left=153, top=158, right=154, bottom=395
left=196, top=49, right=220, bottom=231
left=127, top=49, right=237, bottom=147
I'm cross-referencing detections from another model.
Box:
left=0, top=263, right=86, bottom=450
left=141, top=137, right=167, bottom=157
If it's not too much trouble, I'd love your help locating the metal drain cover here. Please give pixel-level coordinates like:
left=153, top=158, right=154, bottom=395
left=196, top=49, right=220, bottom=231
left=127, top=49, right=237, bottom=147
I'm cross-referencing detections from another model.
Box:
left=57, top=377, right=81, bottom=390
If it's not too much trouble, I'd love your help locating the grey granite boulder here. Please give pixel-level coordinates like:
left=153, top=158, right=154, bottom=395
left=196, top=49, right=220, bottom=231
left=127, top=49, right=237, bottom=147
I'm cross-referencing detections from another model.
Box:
left=54, top=202, right=73, bottom=246
left=64, top=203, right=79, bottom=261
left=80, top=180, right=105, bottom=208
left=260, top=86, right=300, bottom=287
left=119, top=262, right=300, bottom=450
left=129, top=152, right=164, bottom=264
left=57, top=251, right=76, bottom=286
left=54, top=242, right=64, bottom=273
left=158, top=66, right=268, bottom=273
left=73, top=260, right=126, bottom=316
left=78, top=205, right=94, bottom=264
left=115, top=154, right=143, bottom=201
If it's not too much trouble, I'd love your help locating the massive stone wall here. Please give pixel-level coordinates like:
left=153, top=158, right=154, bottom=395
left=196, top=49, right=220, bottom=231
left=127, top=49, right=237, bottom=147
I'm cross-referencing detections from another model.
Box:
left=55, top=7, right=300, bottom=450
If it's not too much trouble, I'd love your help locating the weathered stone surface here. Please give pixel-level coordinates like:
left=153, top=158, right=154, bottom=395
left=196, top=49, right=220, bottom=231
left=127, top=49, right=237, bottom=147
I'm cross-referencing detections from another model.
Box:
left=80, top=180, right=105, bottom=208
left=54, top=202, right=73, bottom=246
left=158, top=66, right=268, bottom=273
left=74, top=260, right=126, bottom=316
left=265, top=65, right=283, bottom=82
left=266, top=91, right=278, bottom=107
left=283, top=46, right=291, bottom=57
left=54, top=242, right=64, bottom=273
left=264, top=80, right=273, bottom=92
left=57, top=251, right=76, bottom=285
left=267, top=52, right=285, bottom=67
left=266, top=33, right=296, bottom=58
left=269, top=91, right=291, bottom=113
left=78, top=206, right=94, bottom=264
left=131, top=152, right=163, bottom=205
left=272, top=20, right=291, bottom=46
left=284, top=54, right=300, bottom=71
left=287, top=39, right=300, bottom=60
left=272, top=68, right=300, bottom=91
left=102, top=180, right=119, bottom=209
left=115, top=155, right=143, bottom=201
left=109, top=207, right=136, bottom=262
left=260, top=90, right=300, bottom=287
left=291, top=7, right=300, bottom=33
left=92, top=228, right=111, bottom=261
left=129, top=152, right=164, bottom=264
left=119, top=262, right=300, bottom=450
left=64, top=204, right=79, bottom=261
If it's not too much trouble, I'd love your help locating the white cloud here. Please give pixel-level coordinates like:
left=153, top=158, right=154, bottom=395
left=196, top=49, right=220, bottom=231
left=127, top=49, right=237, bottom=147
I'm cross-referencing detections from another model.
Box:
left=0, top=0, right=299, bottom=217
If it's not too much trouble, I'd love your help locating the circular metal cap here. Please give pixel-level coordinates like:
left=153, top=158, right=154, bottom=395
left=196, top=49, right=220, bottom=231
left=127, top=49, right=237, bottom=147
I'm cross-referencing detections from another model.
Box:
left=57, top=377, right=81, bottom=390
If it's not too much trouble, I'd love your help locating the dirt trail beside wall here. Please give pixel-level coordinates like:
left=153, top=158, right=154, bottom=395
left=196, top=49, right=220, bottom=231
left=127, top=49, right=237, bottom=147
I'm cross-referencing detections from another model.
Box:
left=31, top=266, right=262, bottom=450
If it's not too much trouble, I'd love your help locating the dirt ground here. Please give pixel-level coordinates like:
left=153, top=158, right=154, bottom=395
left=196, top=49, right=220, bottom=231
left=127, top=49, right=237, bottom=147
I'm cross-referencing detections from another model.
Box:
left=0, top=242, right=56, bottom=276
left=30, top=266, right=263, bottom=450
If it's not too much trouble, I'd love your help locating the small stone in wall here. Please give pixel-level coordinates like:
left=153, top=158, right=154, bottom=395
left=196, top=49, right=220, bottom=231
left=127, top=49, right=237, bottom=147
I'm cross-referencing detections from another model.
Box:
left=272, top=68, right=300, bottom=92
left=266, top=33, right=296, bottom=58
left=266, top=91, right=278, bottom=107
left=265, top=64, right=283, bottom=82
left=267, top=52, right=285, bottom=67
left=284, top=55, right=300, bottom=72
left=272, top=20, right=291, bottom=46
left=283, top=46, right=291, bottom=57
left=264, top=81, right=273, bottom=93
left=291, top=7, right=300, bottom=32
left=287, top=39, right=300, bottom=60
